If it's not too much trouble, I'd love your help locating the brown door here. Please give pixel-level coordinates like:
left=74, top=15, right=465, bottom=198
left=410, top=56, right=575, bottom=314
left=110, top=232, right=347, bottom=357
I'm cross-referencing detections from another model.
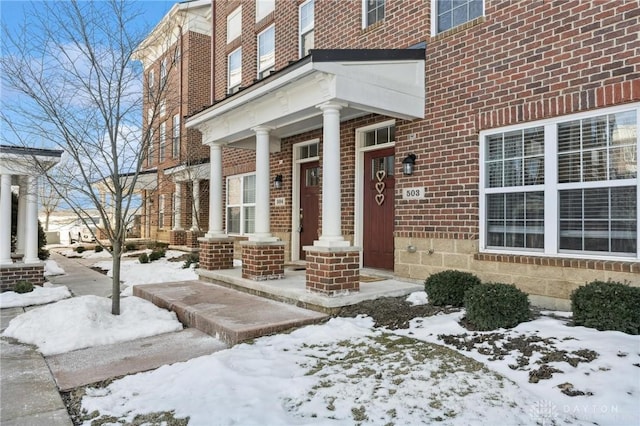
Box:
left=299, top=161, right=320, bottom=260
left=363, top=148, right=395, bottom=270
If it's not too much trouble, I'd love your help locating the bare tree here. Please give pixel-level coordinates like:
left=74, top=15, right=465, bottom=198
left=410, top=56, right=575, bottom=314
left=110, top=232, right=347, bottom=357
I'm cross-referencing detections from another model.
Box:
left=0, top=0, right=175, bottom=314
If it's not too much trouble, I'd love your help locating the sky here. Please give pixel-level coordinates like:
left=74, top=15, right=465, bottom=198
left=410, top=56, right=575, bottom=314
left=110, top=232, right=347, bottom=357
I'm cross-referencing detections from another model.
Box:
left=2, top=247, right=639, bottom=425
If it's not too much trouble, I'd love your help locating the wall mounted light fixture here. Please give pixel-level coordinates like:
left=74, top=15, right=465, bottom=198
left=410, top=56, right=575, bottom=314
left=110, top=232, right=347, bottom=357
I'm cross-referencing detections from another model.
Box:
left=402, top=153, right=416, bottom=176
left=274, top=174, right=283, bottom=189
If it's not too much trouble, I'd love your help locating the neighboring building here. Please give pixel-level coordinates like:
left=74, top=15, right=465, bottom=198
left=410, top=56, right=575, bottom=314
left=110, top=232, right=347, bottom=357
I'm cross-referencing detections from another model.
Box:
left=134, top=0, right=212, bottom=246
left=144, top=0, right=637, bottom=309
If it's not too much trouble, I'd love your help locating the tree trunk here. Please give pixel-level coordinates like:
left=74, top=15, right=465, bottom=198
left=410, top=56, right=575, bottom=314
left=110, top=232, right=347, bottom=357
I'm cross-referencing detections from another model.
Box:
left=45, top=211, right=50, bottom=232
left=111, top=241, right=121, bottom=315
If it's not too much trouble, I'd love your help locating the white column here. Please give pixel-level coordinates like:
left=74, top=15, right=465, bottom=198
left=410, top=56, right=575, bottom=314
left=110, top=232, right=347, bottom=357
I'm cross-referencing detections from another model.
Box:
left=206, top=144, right=225, bottom=238
left=251, top=126, right=276, bottom=242
left=316, top=102, right=349, bottom=247
left=0, top=174, right=13, bottom=264
left=173, top=181, right=183, bottom=230
left=16, top=178, right=26, bottom=254
left=23, top=175, right=39, bottom=264
left=191, top=179, right=200, bottom=231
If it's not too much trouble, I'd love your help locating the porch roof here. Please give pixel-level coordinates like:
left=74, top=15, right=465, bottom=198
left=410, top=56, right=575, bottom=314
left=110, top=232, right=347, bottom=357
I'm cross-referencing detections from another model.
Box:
left=0, top=145, right=63, bottom=177
left=186, top=49, right=425, bottom=148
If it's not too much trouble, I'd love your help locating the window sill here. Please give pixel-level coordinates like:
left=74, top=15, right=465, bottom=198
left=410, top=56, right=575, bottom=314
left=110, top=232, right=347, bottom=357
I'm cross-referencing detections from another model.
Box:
left=362, top=20, right=384, bottom=34
left=430, top=16, right=486, bottom=42
left=474, top=252, right=639, bottom=273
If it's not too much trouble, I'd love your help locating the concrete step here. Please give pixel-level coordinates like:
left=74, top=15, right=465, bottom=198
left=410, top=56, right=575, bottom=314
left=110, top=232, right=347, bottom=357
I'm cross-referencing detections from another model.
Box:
left=134, top=280, right=329, bottom=346
left=46, top=328, right=227, bottom=391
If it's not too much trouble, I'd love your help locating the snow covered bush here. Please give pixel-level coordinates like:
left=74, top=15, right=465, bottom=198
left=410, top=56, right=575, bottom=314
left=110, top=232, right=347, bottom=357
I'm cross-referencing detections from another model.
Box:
left=571, top=280, right=640, bottom=335
left=464, top=282, right=530, bottom=330
left=424, top=270, right=480, bottom=307
left=138, top=253, right=149, bottom=264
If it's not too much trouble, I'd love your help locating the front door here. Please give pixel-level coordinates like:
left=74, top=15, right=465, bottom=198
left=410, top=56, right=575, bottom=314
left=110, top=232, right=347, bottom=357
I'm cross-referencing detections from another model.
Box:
left=363, top=148, right=395, bottom=270
left=299, top=161, right=320, bottom=260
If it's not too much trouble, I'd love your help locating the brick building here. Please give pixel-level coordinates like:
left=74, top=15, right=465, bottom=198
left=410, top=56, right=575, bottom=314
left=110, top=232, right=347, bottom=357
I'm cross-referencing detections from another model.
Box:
left=141, top=0, right=638, bottom=309
left=134, top=0, right=212, bottom=247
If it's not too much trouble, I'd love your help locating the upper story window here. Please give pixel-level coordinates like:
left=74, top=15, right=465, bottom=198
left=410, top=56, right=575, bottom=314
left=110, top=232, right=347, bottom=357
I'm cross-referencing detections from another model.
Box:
left=480, top=105, right=639, bottom=259
left=363, top=0, right=385, bottom=27
left=160, top=58, right=167, bottom=86
left=435, top=0, right=483, bottom=34
left=147, top=70, right=155, bottom=101
left=159, top=122, right=166, bottom=162
left=226, top=173, right=256, bottom=235
left=227, top=6, right=242, bottom=44
left=255, top=0, right=274, bottom=22
left=172, top=114, right=180, bottom=158
left=158, top=194, right=165, bottom=228
left=299, top=0, right=314, bottom=57
left=257, top=25, right=275, bottom=79
left=160, top=99, right=166, bottom=117
left=364, top=124, right=395, bottom=147
left=227, top=48, right=242, bottom=93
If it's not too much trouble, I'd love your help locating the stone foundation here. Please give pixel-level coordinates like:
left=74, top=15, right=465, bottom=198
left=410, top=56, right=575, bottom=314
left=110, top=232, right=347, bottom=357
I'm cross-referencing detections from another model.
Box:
left=198, top=238, right=234, bottom=270
left=186, top=230, right=204, bottom=249
left=1, top=263, right=45, bottom=292
left=395, top=236, right=640, bottom=310
left=305, top=246, right=360, bottom=296
left=169, top=230, right=186, bottom=246
left=241, top=241, right=285, bottom=281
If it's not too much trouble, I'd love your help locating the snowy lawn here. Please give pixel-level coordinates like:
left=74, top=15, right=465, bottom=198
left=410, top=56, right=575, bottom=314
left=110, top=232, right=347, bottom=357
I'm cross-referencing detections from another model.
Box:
left=0, top=283, right=71, bottom=308
left=92, top=250, right=198, bottom=296
left=2, top=295, right=182, bottom=356
left=76, top=311, right=640, bottom=426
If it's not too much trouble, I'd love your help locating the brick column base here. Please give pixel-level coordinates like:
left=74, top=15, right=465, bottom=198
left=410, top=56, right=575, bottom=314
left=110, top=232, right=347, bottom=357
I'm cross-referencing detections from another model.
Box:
left=198, top=238, right=234, bottom=270
left=169, top=230, right=186, bottom=246
left=186, top=231, right=204, bottom=248
left=241, top=241, right=285, bottom=281
left=1, top=263, right=45, bottom=292
left=305, top=246, right=360, bottom=296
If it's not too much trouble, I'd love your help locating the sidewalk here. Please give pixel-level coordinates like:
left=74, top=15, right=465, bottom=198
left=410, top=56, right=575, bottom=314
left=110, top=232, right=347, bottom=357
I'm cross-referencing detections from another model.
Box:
left=46, top=251, right=116, bottom=297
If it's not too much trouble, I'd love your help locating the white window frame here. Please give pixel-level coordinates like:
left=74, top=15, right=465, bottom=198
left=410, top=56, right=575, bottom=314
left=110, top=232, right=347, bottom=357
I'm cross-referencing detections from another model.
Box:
left=255, top=0, right=274, bottom=22
left=431, top=0, right=484, bottom=36
left=227, top=47, right=242, bottom=92
left=147, top=70, right=155, bottom=101
left=362, top=0, right=385, bottom=28
left=257, top=25, right=275, bottom=79
left=159, top=122, right=166, bottom=162
left=160, top=99, right=166, bottom=117
left=479, top=103, right=640, bottom=261
left=226, top=173, right=256, bottom=235
left=227, top=6, right=242, bottom=44
left=160, top=58, right=167, bottom=86
left=158, top=194, right=165, bottom=229
left=147, top=108, right=154, bottom=166
left=172, top=114, right=180, bottom=158
left=299, top=0, right=314, bottom=58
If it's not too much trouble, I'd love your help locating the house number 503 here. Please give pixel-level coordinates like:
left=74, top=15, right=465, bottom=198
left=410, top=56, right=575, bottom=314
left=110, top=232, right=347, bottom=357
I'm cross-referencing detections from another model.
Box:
left=403, top=187, right=425, bottom=200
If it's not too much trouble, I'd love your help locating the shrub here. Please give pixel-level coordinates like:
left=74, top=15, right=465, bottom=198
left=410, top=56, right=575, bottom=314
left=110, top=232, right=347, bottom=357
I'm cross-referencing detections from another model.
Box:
left=75, top=246, right=86, bottom=253
left=182, top=253, right=199, bottom=269
left=94, top=245, right=103, bottom=253
left=424, top=270, right=481, bottom=307
left=38, top=248, right=50, bottom=260
left=14, top=280, right=34, bottom=294
left=571, top=280, right=640, bottom=335
left=125, top=243, right=137, bottom=252
left=148, top=249, right=165, bottom=262
left=464, top=282, right=530, bottom=331
left=138, top=253, right=149, bottom=264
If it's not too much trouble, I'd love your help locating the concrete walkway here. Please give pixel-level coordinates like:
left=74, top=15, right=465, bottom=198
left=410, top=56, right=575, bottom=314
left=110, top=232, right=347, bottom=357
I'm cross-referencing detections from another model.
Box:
left=46, top=251, right=116, bottom=297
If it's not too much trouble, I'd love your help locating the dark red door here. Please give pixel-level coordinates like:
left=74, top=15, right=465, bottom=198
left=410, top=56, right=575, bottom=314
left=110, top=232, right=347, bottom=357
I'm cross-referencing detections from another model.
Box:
left=363, top=148, right=395, bottom=270
left=299, top=161, right=319, bottom=260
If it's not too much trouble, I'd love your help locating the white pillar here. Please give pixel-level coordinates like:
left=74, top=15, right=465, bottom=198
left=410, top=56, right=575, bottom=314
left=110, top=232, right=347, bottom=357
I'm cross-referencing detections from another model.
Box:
left=191, top=179, right=200, bottom=231
left=206, top=144, right=225, bottom=238
left=251, top=126, right=276, bottom=242
left=0, top=174, right=13, bottom=264
left=24, top=175, right=39, bottom=264
left=173, top=181, right=183, bottom=230
left=16, top=178, right=26, bottom=254
left=316, top=102, right=349, bottom=247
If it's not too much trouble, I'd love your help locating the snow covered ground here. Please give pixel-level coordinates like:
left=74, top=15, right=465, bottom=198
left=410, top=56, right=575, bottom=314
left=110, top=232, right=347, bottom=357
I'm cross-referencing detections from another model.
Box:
left=0, top=283, right=71, bottom=309
left=2, top=248, right=638, bottom=425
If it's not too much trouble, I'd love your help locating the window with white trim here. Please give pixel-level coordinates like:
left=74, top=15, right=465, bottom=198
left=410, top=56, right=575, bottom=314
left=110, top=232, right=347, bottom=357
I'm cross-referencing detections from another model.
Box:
left=228, top=48, right=242, bottom=92
left=227, top=6, right=242, bottom=44
left=364, top=124, right=395, bottom=147
left=257, top=25, right=275, bottom=79
left=172, top=114, right=180, bottom=158
left=159, top=122, right=166, bottom=162
left=434, top=0, right=483, bottom=34
left=147, top=108, right=154, bottom=166
left=147, top=70, right=154, bottom=101
left=299, top=0, right=314, bottom=57
left=160, top=58, right=167, bottom=86
left=255, top=0, right=274, bottom=22
left=363, top=0, right=385, bottom=27
left=226, top=174, right=256, bottom=235
left=481, top=106, right=639, bottom=258
left=158, top=194, right=165, bottom=229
